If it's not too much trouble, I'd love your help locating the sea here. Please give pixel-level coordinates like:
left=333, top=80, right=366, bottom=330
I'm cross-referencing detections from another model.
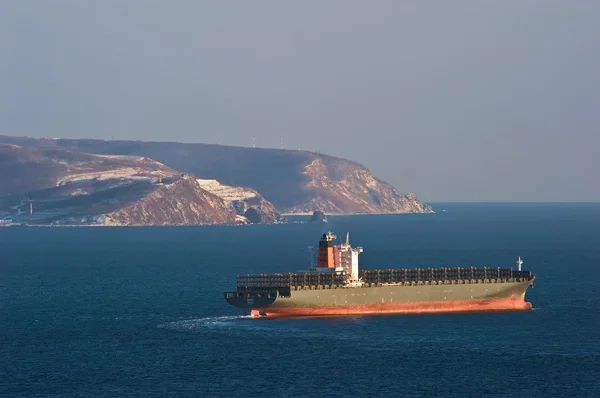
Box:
left=1, top=203, right=599, bottom=397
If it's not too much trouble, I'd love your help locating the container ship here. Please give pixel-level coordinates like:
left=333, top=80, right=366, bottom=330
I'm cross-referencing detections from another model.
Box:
left=224, top=232, right=535, bottom=318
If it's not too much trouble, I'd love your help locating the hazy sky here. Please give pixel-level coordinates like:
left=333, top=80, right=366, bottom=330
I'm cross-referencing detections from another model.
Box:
left=1, top=1, right=598, bottom=202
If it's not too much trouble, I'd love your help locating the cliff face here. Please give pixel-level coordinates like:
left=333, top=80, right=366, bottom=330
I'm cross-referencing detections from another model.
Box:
left=285, top=158, right=433, bottom=214
left=196, top=179, right=285, bottom=223
left=0, top=136, right=433, bottom=216
left=102, top=177, right=239, bottom=226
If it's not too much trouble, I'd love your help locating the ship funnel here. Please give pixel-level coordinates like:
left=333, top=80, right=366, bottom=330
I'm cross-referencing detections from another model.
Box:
left=317, top=232, right=336, bottom=268
left=345, top=232, right=350, bottom=246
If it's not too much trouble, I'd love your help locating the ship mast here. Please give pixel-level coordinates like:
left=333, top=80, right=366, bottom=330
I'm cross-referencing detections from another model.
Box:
left=517, top=256, right=523, bottom=271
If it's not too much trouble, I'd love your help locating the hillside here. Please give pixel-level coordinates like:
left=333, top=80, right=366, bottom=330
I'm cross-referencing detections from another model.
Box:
left=0, top=144, right=282, bottom=226
left=0, top=136, right=433, bottom=215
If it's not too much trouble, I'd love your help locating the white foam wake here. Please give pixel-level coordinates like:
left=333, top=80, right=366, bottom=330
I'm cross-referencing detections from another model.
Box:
left=158, top=315, right=253, bottom=331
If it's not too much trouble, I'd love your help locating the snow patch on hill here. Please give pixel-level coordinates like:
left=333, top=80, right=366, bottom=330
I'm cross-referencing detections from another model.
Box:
left=196, top=179, right=257, bottom=201
left=56, top=168, right=173, bottom=186
left=92, top=154, right=148, bottom=162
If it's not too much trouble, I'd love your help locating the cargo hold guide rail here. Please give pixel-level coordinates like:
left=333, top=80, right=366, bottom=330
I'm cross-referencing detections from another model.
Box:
left=236, top=267, right=533, bottom=290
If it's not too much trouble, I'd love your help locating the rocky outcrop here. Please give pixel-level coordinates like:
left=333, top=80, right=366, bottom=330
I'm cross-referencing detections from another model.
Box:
left=196, top=179, right=285, bottom=223
left=284, top=158, right=433, bottom=214
left=0, top=136, right=433, bottom=216
left=102, top=176, right=239, bottom=226
left=309, top=210, right=328, bottom=223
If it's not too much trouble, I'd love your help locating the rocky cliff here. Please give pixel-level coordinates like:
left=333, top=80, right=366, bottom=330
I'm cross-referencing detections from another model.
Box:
left=285, top=158, right=432, bottom=214
left=0, top=136, right=433, bottom=216
left=196, top=179, right=285, bottom=223
left=102, top=176, right=241, bottom=226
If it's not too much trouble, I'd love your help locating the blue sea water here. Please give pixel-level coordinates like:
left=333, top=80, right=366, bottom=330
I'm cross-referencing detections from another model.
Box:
left=1, top=203, right=599, bottom=397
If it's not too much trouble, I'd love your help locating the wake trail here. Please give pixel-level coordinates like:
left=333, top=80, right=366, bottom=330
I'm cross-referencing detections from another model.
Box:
left=157, top=315, right=254, bottom=331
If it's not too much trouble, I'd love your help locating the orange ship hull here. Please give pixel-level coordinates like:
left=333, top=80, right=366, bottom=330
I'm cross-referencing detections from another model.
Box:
left=251, top=297, right=532, bottom=318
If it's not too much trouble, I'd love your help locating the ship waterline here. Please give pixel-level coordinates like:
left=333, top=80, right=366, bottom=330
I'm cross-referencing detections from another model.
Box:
left=250, top=298, right=532, bottom=318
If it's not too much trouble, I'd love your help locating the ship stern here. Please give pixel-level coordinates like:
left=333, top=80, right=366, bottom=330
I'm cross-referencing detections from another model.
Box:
left=224, top=290, right=277, bottom=310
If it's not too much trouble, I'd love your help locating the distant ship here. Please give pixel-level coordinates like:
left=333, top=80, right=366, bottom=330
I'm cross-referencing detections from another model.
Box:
left=224, top=232, right=535, bottom=318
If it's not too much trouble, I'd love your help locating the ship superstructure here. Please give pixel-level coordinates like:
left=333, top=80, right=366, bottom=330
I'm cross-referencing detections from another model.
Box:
left=314, top=232, right=362, bottom=281
left=224, top=232, right=535, bottom=318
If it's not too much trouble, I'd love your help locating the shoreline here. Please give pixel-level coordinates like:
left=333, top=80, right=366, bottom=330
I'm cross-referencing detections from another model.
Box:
left=0, top=212, right=435, bottom=228
left=281, top=211, right=436, bottom=216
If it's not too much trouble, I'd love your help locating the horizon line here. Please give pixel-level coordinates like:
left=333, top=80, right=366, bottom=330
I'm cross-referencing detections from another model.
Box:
left=426, top=201, right=600, bottom=204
